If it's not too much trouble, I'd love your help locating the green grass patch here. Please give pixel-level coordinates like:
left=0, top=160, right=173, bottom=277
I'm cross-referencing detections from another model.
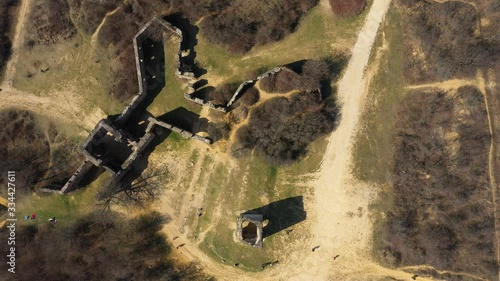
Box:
left=12, top=34, right=123, bottom=115
left=196, top=3, right=367, bottom=83
left=16, top=172, right=109, bottom=226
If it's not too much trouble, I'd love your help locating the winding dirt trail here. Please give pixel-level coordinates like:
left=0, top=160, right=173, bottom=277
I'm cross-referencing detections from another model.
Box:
left=0, top=87, right=103, bottom=131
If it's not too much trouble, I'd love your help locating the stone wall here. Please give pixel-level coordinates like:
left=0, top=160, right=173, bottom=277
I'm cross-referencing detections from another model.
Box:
left=184, top=67, right=287, bottom=112
left=116, top=17, right=196, bottom=125
left=60, top=160, right=95, bottom=193
left=148, top=117, right=211, bottom=144
left=183, top=93, right=227, bottom=113
left=236, top=214, right=264, bottom=248
left=120, top=130, right=156, bottom=171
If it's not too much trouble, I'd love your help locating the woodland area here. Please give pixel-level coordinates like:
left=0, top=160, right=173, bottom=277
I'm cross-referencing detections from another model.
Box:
left=0, top=212, right=213, bottom=281
left=381, top=87, right=497, bottom=280
left=0, top=110, right=80, bottom=195
left=0, top=0, right=18, bottom=75
left=400, top=0, right=499, bottom=83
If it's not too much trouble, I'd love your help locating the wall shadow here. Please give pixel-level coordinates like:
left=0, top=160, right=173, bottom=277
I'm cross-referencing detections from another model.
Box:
left=76, top=166, right=106, bottom=187
left=243, top=196, right=306, bottom=238
left=157, top=107, right=209, bottom=134
left=122, top=111, right=155, bottom=141
left=193, top=79, right=208, bottom=89
left=191, top=86, right=215, bottom=101
left=283, top=60, right=307, bottom=74
left=163, top=13, right=206, bottom=77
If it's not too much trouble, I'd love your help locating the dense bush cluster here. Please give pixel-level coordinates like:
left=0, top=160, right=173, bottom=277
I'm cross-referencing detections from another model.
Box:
left=201, top=0, right=318, bottom=53
left=0, top=0, right=18, bottom=74
left=400, top=0, right=499, bottom=83
left=329, top=0, right=366, bottom=17
left=260, top=59, right=336, bottom=93
left=68, top=0, right=120, bottom=34
left=259, top=69, right=302, bottom=93
left=239, top=87, right=260, bottom=106
left=26, top=0, right=76, bottom=45
left=4, top=212, right=212, bottom=281
left=382, top=87, right=497, bottom=280
left=233, top=92, right=339, bottom=164
left=207, top=82, right=240, bottom=105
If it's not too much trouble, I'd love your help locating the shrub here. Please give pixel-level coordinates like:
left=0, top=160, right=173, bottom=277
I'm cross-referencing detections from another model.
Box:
left=329, top=0, right=367, bottom=17
left=232, top=92, right=339, bottom=164
left=25, top=0, right=76, bottom=45
left=208, top=82, right=240, bottom=105
left=12, top=212, right=211, bottom=281
left=239, top=87, right=260, bottom=106
left=381, top=87, right=496, bottom=280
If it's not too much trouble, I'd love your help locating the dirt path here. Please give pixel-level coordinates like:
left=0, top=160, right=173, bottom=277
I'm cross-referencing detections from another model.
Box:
left=0, top=86, right=104, bottom=131
left=302, top=0, right=395, bottom=279
left=2, top=0, right=30, bottom=86
left=406, top=78, right=478, bottom=91
left=90, top=6, right=121, bottom=48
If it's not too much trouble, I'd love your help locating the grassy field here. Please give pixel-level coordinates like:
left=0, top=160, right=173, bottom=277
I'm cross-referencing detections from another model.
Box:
left=15, top=172, right=109, bottom=226
left=196, top=2, right=371, bottom=84
left=152, top=130, right=325, bottom=270
left=12, top=33, right=123, bottom=115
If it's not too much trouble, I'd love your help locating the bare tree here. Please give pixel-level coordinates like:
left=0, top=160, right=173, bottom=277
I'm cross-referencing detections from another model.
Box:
left=97, top=168, right=167, bottom=209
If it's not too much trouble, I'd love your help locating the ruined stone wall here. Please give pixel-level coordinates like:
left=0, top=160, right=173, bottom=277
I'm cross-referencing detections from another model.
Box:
left=183, top=93, right=227, bottom=112
left=184, top=66, right=287, bottom=111
left=60, top=160, right=95, bottom=193
left=120, top=131, right=156, bottom=171
left=116, top=18, right=196, bottom=126
left=148, top=117, right=211, bottom=144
